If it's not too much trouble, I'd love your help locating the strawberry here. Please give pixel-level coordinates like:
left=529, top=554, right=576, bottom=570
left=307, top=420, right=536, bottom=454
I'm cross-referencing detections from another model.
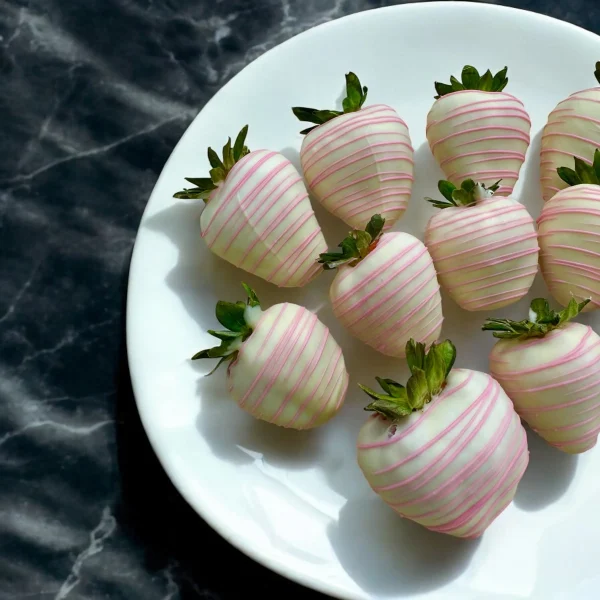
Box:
left=427, top=66, right=531, bottom=196
left=538, top=151, right=600, bottom=310
left=424, top=178, right=539, bottom=311
left=540, top=62, right=600, bottom=201
left=484, top=298, right=600, bottom=454
left=292, top=72, right=414, bottom=229
left=319, top=215, right=442, bottom=358
left=174, top=126, right=327, bottom=287
left=194, top=284, right=348, bottom=429
left=357, top=339, right=528, bottom=538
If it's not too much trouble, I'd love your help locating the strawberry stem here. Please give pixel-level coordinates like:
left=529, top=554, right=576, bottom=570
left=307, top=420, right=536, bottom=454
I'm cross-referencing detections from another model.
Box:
left=359, top=339, right=457, bottom=421
left=292, top=72, right=368, bottom=134
left=174, top=125, right=251, bottom=201
left=425, top=178, right=501, bottom=209
left=482, top=297, right=590, bottom=340
left=192, top=283, right=261, bottom=375
left=318, top=214, right=385, bottom=269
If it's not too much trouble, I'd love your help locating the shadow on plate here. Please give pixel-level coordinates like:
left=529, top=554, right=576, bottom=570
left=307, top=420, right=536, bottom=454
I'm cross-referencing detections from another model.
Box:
left=513, top=426, right=579, bottom=511
left=328, top=495, right=480, bottom=597
left=194, top=362, right=329, bottom=470
left=115, top=262, right=324, bottom=598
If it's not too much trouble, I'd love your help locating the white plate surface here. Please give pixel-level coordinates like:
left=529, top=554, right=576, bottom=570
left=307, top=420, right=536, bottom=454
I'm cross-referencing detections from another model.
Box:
left=127, top=3, right=600, bottom=598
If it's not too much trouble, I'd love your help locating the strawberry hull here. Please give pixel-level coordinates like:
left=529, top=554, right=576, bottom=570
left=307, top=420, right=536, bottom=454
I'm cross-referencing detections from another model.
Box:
left=425, top=196, right=539, bottom=311
left=357, top=369, right=528, bottom=538
left=300, top=105, right=414, bottom=229
left=540, top=87, right=600, bottom=201
left=490, top=322, right=600, bottom=454
left=538, top=184, right=600, bottom=311
left=200, top=150, right=327, bottom=287
left=427, top=90, right=531, bottom=196
left=228, top=303, right=349, bottom=429
left=330, top=232, right=443, bottom=358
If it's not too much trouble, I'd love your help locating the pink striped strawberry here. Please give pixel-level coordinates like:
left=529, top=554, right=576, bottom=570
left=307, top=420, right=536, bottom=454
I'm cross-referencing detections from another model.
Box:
left=357, top=339, right=528, bottom=538
left=194, top=284, right=349, bottom=429
left=292, top=72, right=414, bottom=229
left=427, top=66, right=531, bottom=196
left=424, top=178, right=539, bottom=311
left=174, top=126, right=327, bottom=287
left=538, top=150, right=600, bottom=311
left=319, top=215, right=443, bottom=358
left=540, top=62, right=600, bottom=201
left=484, top=297, right=600, bottom=454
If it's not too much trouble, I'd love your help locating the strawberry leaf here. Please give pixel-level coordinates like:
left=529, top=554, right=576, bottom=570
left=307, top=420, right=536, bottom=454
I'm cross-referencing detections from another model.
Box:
left=461, top=65, right=480, bottom=89
left=407, top=368, right=429, bottom=410
left=406, top=339, right=426, bottom=375
left=595, top=61, right=600, bottom=85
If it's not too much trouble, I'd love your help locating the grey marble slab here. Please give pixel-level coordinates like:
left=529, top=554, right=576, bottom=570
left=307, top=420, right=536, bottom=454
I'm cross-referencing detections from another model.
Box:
left=0, top=1, right=598, bottom=598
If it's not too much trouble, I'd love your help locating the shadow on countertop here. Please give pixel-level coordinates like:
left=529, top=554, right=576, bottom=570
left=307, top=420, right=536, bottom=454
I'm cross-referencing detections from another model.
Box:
left=114, top=267, right=329, bottom=599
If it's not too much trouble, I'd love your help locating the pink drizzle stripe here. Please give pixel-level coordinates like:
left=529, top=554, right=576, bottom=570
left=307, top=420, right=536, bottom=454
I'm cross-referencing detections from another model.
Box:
left=538, top=185, right=600, bottom=308
left=491, top=323, right=600, bottom=453
left=540, top=86, right=600, bottom=201
left=358, top=371, right=528, bottom=538
left=427, top=90, right=531, bottom=196
left=331, top=233, right=442, bottom=358
left=301, top=104, right=414, bottom=229
left=230, top=304, right=349, bottom=429
left=200, top=150, right=326, bottom=288
left=425, top=198, right=538, bottom=311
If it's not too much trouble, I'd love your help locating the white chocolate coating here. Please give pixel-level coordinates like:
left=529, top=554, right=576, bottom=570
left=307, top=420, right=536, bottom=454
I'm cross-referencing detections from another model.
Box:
left=540, top=87, right=600, bottom=202
left=538, top=184, right=600, bottom=311
left=200, top=150, right=327, bottom=287
left=330, top=232, right=442, bottom=358
left=228, top=303, right=349, bottom=429
left=357, top=369, right=528, bottom=538
left=427, top=90, right=531, bottom=196
left=300, top=104, right=414, bottom=229
left=490, top=323, right=600, bottom=454
left=425, top=197, right=539, bottom=311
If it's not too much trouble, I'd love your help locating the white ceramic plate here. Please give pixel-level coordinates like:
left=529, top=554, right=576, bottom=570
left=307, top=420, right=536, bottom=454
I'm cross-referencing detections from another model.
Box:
left=127, top=3, right=600, bottom=598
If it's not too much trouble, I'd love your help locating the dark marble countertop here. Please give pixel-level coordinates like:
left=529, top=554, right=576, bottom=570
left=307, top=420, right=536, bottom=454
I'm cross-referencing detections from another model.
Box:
left=1, top=1, right=599, bottom=598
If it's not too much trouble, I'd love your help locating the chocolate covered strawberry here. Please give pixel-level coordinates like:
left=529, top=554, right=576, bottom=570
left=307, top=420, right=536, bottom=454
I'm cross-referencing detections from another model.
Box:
left=174, top=126, right=327, bottom=287
left=319, top=215, right=442, bottom=358
left=484, top=298, right=600, bottom=454
left=357, top=339, right=528, bottom=538
left=540, top=62, right=600, bottom=201
left=194, top=284, right=348, bottom=429
left=293, top=72, right=414, bottom=229
left=425, top=179, right=539, bottom=311
left=538, top=151, right=600, bottom=310
left=427, top=66, right=531, bottom=196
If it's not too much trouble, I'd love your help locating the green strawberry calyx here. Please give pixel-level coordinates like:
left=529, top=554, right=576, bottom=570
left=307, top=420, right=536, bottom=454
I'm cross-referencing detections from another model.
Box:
left=557, top=148, right=600, bottom=187
left=292, top=72, right=368, bottom=134
left=173, top=125, right=251, bottom=202
left=425, top=178, right=501, bottom=209
left=318, top=214, right=385, bottom=270
left=359, top=339, right=457, bottom=421
left=192, top=283, right=262, bottom=375
left=482, top=297, right=590, bottom=340
left=434, top=65, right=508, bottom=99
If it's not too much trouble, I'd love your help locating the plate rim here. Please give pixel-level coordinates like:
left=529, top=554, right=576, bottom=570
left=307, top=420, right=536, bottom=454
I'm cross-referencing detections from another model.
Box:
left=126, top=3, right=600, bottom=598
